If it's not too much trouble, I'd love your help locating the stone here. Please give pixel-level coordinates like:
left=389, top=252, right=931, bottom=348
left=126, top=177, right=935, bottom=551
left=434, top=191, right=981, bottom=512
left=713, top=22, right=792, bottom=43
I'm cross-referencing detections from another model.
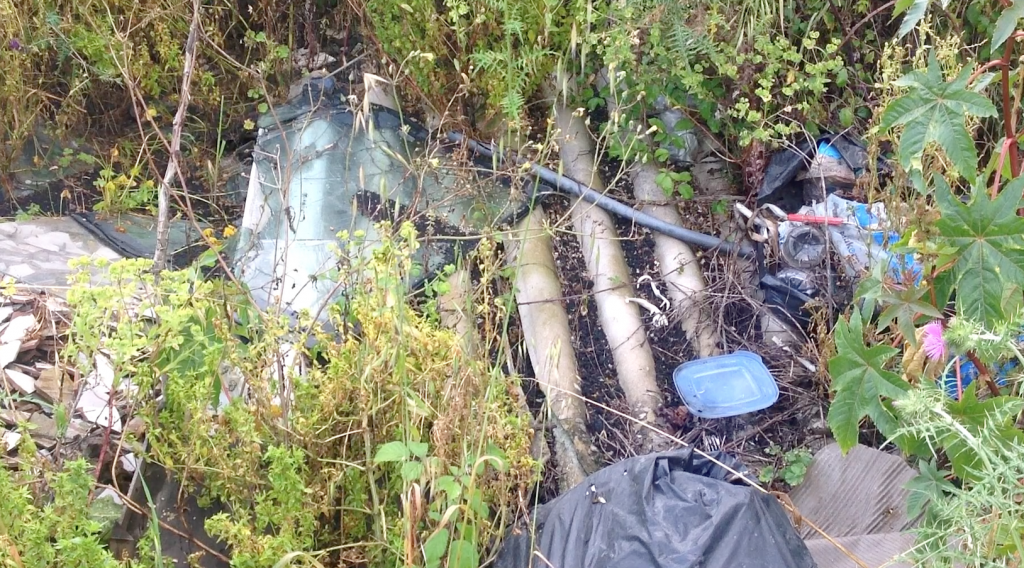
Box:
left=0, top=341, right=19, bottom=368
left=27, top=412, right=58, bottom=442
left=3, top=430, right=22, bottom=452
left=0, top=314, right=36, bottom=343
left=23, top=236, right=61, bottom=253
left=0, top=409, right=29, bottom=426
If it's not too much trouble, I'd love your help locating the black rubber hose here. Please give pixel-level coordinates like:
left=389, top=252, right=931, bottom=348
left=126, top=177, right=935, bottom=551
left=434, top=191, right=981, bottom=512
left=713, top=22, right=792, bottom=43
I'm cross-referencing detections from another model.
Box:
left=446, top=131, right=756, bottom=258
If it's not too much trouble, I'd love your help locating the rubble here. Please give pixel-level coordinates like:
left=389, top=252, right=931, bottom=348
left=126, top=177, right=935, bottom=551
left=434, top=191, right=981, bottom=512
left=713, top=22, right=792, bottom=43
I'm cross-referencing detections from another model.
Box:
left=0, top=289, right=132, bottom=472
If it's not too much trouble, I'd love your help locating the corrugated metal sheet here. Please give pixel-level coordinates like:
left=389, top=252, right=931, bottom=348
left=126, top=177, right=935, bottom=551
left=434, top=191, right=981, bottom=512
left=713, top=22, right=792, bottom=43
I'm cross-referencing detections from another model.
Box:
left=790, top=443, right=920, bottom=568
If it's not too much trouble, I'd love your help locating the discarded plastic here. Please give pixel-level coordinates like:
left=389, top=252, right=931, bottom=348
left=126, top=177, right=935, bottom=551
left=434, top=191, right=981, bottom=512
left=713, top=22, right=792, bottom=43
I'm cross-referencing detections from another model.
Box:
left=494, top=448, right=817, bottom=568
left=780, top=224, right=828, bottom=268
left=672, top=351, right=779, bottom=418
left=939, top=357, right=1014, bottom=399
left=757, top=133, right=884, bottom=210
left=651, top=95, right=701, bottom=165
left=777, top=194, right=922, bottom=286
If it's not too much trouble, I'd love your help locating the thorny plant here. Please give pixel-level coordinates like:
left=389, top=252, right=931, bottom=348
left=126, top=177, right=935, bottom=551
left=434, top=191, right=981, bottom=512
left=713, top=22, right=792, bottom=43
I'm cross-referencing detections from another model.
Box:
left=827, top=1, right=1024, bottom=564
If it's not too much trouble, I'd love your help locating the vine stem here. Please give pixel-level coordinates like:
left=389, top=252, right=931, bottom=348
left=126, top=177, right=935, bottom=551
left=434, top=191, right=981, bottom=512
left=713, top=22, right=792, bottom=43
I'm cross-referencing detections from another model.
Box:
left=999, top=38, right=1020, bottom=182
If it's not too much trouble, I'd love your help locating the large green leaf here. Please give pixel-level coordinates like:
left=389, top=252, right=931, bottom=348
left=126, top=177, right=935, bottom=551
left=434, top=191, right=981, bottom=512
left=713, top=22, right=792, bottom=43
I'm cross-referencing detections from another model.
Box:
left=827, top=310, right=911, bottom=453
left=934, top=176, right=1024, bottom=327
left=879, top=54, right=997, bottom=182
left=993, top=0, right=1024, bottom=50
left=858, top=270, right=942, bottom=345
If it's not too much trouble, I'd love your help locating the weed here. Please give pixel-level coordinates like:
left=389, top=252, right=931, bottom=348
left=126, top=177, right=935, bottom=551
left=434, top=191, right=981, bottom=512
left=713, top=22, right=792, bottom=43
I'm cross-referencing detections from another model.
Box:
left=758, top=445, right=813, bottom=487
left=825, top=2, right=1024, bottom=565
left=15, top=219, right=538, bottom=567
left=14, top=203, right=44, bottom=220
left=0, top=458, right=124, bottom=567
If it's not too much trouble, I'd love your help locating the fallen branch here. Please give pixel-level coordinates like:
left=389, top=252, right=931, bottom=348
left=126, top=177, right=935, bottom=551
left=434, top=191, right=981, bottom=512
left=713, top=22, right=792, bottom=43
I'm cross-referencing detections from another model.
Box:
left=152, top=0, right=201, bottom=273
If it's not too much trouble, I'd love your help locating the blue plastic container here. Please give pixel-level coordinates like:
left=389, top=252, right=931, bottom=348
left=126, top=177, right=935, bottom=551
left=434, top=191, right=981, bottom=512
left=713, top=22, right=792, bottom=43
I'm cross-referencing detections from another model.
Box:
left=672, top=351, right=780, bottom=418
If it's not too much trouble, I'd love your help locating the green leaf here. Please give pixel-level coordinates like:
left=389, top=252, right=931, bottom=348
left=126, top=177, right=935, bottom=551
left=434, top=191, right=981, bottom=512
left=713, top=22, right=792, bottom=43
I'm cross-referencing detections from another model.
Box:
left=880, top=55, right=997, bottom=182
left=407, top=441, right=429, bottom=458
left=827, top=310, right=910, bottom=453
left=934, top=176, right=1024, bottom=327
left=904, top=460, right=954, bottom=519
left=434, top=475, right=462, bottom=500
left=858, top=266, right=942, bottom=343
left=447, top=540, right=479, bottom=568
left=993, top=0, right=1024, bottom=50
left=896, top=0, right=930, bottom=38
left=401, top=460, right=424, bottom=482
left=373, top=441, right=408, bottom=463
left=423, top=529, right=450, bottom=568
left=839, top=107, right=854, bottom=128
left=942, top=383, right=1024, bottom=481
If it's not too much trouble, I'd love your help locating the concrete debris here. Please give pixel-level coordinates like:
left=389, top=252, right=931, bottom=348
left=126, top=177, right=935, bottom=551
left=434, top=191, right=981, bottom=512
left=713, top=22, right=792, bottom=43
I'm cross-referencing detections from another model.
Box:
left=2, top=290, right=130, bottom=471
left=3, top=430, right=21, bottom=452
left=2, top=367, right=36, bottom=395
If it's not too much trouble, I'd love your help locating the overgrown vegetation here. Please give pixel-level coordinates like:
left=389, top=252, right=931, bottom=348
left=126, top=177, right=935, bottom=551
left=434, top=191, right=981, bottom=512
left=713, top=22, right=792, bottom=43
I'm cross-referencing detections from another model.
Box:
left=7, top=0, right=1024, bottom=566
left=824, top=1, right=1024, bottom=564
left=2, top=224, right=536, bottom=566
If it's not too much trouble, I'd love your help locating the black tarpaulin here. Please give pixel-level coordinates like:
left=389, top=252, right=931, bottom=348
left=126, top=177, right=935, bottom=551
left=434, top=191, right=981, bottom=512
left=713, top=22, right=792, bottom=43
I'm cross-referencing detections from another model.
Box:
left=495, top=449, right=817, bottom=568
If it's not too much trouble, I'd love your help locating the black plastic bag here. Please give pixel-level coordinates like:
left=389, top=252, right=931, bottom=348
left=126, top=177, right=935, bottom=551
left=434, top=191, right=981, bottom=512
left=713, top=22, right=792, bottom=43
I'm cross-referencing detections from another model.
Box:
left=495, top=449, right=817, bottom=568
left=756, top=134, right=886, bottom=212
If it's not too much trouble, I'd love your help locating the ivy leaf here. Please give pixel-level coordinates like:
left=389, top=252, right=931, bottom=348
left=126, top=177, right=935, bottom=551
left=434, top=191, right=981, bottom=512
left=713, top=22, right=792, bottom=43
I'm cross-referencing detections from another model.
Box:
left=993, top=0, right=1024, bottom=50
left=879, top=54, right=997, bottom=182
left=827, top=310, right=911, bottom=453
left=934, top=176, right=1024, bottom=327
left=905, top=460, right=955, bottom=519
left=942, top=383, right=1024, bottom=481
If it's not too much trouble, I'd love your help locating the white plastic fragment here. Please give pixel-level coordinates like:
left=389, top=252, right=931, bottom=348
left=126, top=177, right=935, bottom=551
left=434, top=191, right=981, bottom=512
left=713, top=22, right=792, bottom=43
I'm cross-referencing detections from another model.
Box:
left=0, top=314, right=37, bottom=344
left=120, top=453, right=138, bottom=473
left=0, top=342, right=19, bottom=368
left=2, top=367, right=36, bottom=394
left=95, top=487, right=124, bottom=505
left=3, top=430, right=21, bottom=452
left=90, top=353, right=116, bottom=392
left=76, top=387, right=122, bottom=433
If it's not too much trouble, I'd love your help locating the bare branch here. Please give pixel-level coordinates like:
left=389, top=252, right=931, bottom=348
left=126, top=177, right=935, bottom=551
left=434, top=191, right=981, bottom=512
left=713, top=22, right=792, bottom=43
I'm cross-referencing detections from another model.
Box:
left=153, top=0, right=201, bottom=273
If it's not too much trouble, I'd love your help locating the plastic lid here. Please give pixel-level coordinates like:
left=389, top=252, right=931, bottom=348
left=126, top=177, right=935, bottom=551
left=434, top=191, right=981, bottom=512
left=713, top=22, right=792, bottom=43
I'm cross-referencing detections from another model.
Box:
left=672, top=351, right=779, bottom=418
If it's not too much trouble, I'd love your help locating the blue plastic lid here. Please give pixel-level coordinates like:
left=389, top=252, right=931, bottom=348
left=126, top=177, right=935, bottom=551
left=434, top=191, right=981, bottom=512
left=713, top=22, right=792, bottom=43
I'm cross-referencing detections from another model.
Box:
left=817, top=140, right=844, bottom=160
left=672, top=351, right=779, bottom=418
